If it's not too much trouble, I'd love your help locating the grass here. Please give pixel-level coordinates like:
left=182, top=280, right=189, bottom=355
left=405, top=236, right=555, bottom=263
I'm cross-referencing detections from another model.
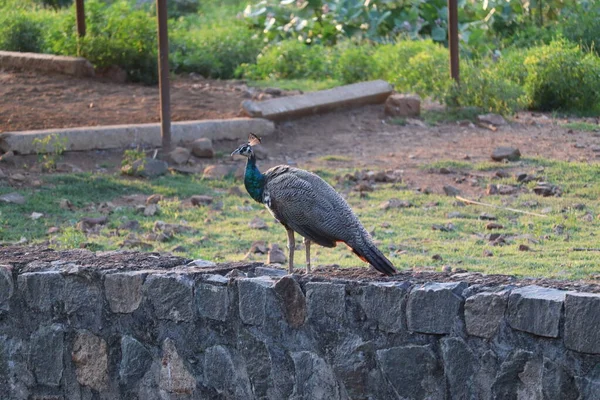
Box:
left=560, top=122, right=600, bottom=132
left=1, top=157, right=600, bottom=280
left=247, top=79, right=342, bottom=92
left=421, top=107, right=483, bottom=126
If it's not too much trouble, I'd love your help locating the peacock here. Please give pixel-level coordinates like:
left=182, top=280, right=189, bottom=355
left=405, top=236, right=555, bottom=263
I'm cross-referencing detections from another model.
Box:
left=232, top=133, right=396, bottom=276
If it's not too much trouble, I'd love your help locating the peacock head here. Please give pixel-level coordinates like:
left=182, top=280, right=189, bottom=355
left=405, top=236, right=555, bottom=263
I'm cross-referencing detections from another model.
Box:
left=231, top=133, right=261, bottom=158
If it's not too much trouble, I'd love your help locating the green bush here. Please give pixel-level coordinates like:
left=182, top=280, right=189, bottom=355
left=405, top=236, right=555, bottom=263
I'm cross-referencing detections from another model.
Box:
left=334, top=44, right=374, bottom=84
left=372, top=39, right=451, bottom=100
left=0, top=11, right=45, bottom=53
left=450, top=61, right=526, bottom=115
left=240, top=40, right=333, bottom=80
left=171, top=18, right=262, bottom=79
left=522, top=40, right=600, bottom=112
left=47, top=0, right=158, bottom=84
left=562, top=3, right=600, bottom=56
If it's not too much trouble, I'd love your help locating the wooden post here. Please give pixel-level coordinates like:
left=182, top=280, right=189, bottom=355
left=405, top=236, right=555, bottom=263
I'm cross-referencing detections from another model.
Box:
left=448, top=0, right=459, bottom=84
left=156, top=0, right=171, bottom=152
left=75, top=0, right=86, bottom=37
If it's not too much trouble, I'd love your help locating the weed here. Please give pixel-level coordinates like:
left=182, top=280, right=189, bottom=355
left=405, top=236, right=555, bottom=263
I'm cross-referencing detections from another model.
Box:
left=389, top=118, right=407, bottom=126
left=32, top=134, right=68, bottom=171
left=121, top=149, right=146, bottom=176
left=560, top=122, right=600, bottom=132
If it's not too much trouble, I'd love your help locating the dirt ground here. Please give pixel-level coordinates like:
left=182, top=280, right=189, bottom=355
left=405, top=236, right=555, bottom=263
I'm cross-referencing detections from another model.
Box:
left=2, top=69, right=600, bottom=291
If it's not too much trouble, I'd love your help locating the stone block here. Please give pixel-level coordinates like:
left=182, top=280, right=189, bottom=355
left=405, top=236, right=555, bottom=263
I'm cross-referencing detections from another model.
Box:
left=564, top=292, right=600, bottom=354
left=238, top=277, right=273, bottom=325
left=274, top=276, right=306, bottom=328
left=159, top=339, right=196, bottom=394
left=406, top=282, right=467, bottom=334
left=191, top=138, right=214, bottom=158
left=384, top=93, right=421, bottom=117
left=360, top=281, right=410, bottom=333
left=0, top=266, right=14, bottom=312
left=119, top=336, right=152, bottom=387
left=104, top=272, right=144, bottom=313
left=29, top=324, right=64, bottom=387
left=464, top=290, right=509, bottom=339
left=542, top=358, right=578, bottom=400
left=195, top=282, right=230, bottom=322
left=17, top=271, right=65, bottom=311
left=254, top=266, right=287, bottom=278
left=441, top=337, right=479, bottom=400
left=376, top=345, right=444, bottom=399
left=203, top=345, right=253, bottom=399
left=291, top=351, right=342, bottom=400
left=72, top=330, right=109, bottom=392
left=306, top=282, right=346, bottom=325
left=491, top=349, right=532, bottom=399
left=64, top=275, right=103, bottom=329
left=143, top=274, right=194, bottom=322
left=507, top=285, right=567, bottom=338
left=242, top=80, right=392, bottom=120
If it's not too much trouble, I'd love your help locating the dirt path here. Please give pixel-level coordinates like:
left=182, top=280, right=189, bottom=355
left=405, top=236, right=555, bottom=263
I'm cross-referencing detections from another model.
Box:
left=1, top=69, right=600, bottom=198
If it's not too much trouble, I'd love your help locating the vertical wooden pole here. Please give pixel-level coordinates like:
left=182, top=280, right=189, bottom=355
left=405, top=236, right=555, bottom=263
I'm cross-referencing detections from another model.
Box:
left=156, top=0, right=172, bottom=152
left=75, top=0, right=86, bottom=37
left=448, top=0, right=459, bottom=84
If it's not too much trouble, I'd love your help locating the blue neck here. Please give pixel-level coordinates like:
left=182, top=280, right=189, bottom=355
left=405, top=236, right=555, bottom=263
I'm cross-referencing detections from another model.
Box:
left=244, top=155, right=265, bottom=203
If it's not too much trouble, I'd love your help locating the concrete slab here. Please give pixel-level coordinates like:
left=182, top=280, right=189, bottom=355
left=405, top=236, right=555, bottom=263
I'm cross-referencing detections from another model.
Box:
left=0, top=118, right=274, bottom=155
left=0, top=51, right=95, bottom=77
left=241, top=80, right=393, bottom=120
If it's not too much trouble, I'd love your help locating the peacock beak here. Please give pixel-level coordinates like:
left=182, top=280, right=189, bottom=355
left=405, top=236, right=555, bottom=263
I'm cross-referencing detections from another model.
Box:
left=231, top=148, right=242, bottom=157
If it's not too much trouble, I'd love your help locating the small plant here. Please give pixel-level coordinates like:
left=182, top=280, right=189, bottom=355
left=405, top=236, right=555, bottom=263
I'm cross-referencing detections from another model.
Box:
left=32, top=134, right=68, bottom=171
left=121, top=148, right=146, bottom=176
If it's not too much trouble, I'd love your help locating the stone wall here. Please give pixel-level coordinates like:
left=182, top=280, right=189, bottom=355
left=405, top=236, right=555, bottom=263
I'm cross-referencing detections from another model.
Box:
left=1, top=251, right=600, bottom=399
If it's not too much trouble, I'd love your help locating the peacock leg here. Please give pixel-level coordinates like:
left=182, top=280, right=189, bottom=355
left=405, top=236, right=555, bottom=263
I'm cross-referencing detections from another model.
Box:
left=286, top=228, right=295, bottom=273
left=304, top=238, right=311, bottom=273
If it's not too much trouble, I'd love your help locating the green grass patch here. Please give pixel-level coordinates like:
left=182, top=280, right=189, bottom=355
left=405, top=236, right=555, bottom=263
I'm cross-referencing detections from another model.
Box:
left=247, top=79, right=341, bottom=92
left=1, top=157, right=599, bottom=280
left=560, top=122, right=600, bottom=132
left=422, top=107, right=482, bottom=126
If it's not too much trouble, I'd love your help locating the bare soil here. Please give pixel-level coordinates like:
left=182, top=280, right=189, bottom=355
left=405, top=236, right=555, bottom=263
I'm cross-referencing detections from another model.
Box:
left=2, top=69, right=600, bottom=290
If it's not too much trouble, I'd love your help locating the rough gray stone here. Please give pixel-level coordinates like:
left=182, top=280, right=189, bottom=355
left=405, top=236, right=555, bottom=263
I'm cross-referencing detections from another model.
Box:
left=165, top=147, right=191, bottom=165
left=542, top=358, right=578, bottom=400
left=579, top=363, right=600, bottom=400
left=203, top=345, right=253, bottom=399
left=0, top=192, right=26, bottom=204
left=134, top=158, right=168, bottom=178
left=195, top=282, right=230, bottom=322
left=64, top=275, right=103, bottom=329
left=29, top=324, right=64, bottom=387
left=191, top=138, right=214, bottom=158
left=385, top=93, right=421, bottom=117
left=464, top=290, right=509, bottom=338
left=491, top=146, right=521, bottom=162
left=291, top=351, right=342, bottom=400
left=274, top=276, right=306, bottom=328
left=377, top=345, right=444, bottom=400
left=474, top=350, right=499, bottom=400
left=143, top=274, right=194, bottom=322
left=478, top=113, right=507, bottom=126
left=517, top=358, right=543, bottom=400
left=119, top=336, right=152, bottom=387
left=254, top=266, right=287, bottom=277
left=441, top=337, right=479, bottom=400
left=360, top=281, right=410, bottom=333
left=18, top=271, right=65, bottom=311
left=406, top=282, right=467, bottom=334
left=71, top=330, right=109, bottom=392
left=491, top=349, right=532, bottom=399
left=306, top=282, right=346, bottom=325
left=159, top=339, right=196, bottom=394
left=564, top=292, right=600, bottom=354
left=237, top=329, right=272, bottom=398
left=0, top=266, right=14, bottom=312
left=507, top=285, right=567, bottom=338
left=238, top=277, right=273, bottom=325
left=104, top=272, right=144, bottom=313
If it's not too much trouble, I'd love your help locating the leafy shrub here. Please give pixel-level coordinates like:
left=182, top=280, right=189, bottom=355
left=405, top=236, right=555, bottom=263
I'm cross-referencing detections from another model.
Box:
left=0, top=11, right=45, bottom=53
left=372, top=39, right=451, bottom=100
left=47, top=0, right=158, bottom=84
left=449, top=61, right=526, bottom=115
left=171, top=18, right=262, bottom=79
left=522, top=40, right=600, bottom=112
left=334, top=44, right=374, bottom=84
left=240, top=40, right=333, bottom=80
left=562, top=3, right=600, bottom=56
left=36, top=0, right=73, bottom=9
